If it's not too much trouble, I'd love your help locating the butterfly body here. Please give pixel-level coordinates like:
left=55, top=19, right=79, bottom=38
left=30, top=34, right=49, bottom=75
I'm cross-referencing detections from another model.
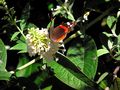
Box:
left=50, top=22, right=75, bottom=42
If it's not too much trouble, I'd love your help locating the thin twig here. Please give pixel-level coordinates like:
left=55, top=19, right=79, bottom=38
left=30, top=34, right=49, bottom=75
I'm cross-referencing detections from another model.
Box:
left=64, top=6, right=114, bottom=44
left=85, top=6, right=114, bottom=30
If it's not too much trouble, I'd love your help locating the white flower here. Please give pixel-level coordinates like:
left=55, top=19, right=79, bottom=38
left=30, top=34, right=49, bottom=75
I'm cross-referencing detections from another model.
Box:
left=26, top=28, right=50, bottom=58
left=26, top=27, right=60, bottom=60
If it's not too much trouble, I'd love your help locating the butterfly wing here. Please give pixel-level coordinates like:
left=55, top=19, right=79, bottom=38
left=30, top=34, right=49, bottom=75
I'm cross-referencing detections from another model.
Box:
left=50, top=25, right=69, bottom=42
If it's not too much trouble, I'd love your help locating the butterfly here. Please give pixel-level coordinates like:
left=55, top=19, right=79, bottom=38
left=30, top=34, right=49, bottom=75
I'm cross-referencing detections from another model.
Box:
left=49, top=21, right=76, bottom=42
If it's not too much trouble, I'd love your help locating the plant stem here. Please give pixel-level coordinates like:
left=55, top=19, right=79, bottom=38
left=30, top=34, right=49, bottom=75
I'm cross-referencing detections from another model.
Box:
left=16, top=57, right=40, bottom=71
left=85, top=6, right=114, bottom=30
left=8, top=57, right=41, bottom=75
left=3, top=2, right=26, bottom=39
left=64, top=6, right=114, bottom=44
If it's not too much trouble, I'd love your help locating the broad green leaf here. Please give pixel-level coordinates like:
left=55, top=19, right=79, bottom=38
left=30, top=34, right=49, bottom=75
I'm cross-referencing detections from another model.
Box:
left=65, top=35, right=98, bottom=89
left=67, top=35, right=98, bottom=79
left=107, top=16, right=116, bottom=29
left=11, top=31, right=20, bottom=41
left=48, top=60, right=95, bottom=90
left=97, top=49, right=109, bottom=57
left=0, top=70, right=11, bottom=80
left=48, top=52, right=98, bottom=90
left=10, top=41, right=27, bottom=53
left=0, top=39, right=7, bottom=71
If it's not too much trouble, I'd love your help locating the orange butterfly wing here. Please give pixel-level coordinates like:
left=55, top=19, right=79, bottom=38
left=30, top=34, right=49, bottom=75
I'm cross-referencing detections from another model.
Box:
left=50, top=25, right=69, bottom=42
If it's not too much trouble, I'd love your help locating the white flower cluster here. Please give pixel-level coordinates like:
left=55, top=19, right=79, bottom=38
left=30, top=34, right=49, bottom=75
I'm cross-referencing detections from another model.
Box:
left=26, top=27, right=60, bottom=60
left=26, top=28, right=50, bottom=58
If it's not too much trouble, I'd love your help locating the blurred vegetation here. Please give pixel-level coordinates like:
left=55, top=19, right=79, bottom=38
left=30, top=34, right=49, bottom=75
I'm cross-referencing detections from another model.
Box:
left=0, top=0, right=120, bottom=90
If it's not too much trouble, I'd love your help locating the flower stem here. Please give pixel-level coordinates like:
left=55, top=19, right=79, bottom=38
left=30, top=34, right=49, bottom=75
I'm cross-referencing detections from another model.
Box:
left=64, top=6, right=114, bottom=44
left=16, top=57, right=40, bottom=71
left=3, top=2, right=26, bottom=39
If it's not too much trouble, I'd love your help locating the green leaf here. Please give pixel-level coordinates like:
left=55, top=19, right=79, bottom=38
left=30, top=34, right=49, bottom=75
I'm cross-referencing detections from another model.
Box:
left=42, top=85, right=52, bottom=90
left=48, top=60, right=94, bottom=90
left=108, top=39, right=113, bottom=50
left=97, top=48, right=109, bottom=57
left=102, top=32, right=113, bottom=37
left=11, top=31, right=20, bottom=41
left=107, top=16, right=116, bottom=29
left=10, top=41, right=27, bottom=53
left=110, top=77, right=120, bottom=90
left=0, top=70, right=11, bottom=80
left=107, top=16, right=117, bottom=37
left=67, top=11, right=75, bottom=21
left=65, top=35, right=98, bottom=89
left=0, top=39, right=7, bottom=71
left=16, top=55, right=42, bottom=77
left=48, top=52, right=98, bottom=90
left=67, top=35, right=98, bottom=79
left=20, top=19, right=26, bottom=31
left=47, top=19, right=55, bottom=29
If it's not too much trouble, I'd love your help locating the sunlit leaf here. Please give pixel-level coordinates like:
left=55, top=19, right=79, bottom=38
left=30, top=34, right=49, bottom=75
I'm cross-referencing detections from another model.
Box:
left=67, top=35, right=98, bottom=79
left=107, top=16, right=117, bottom=37
left=11, top=31, right=20, bottom=41
left=47, top=49, right=98, bottom=90
left=10, top=41, right=27, bottom=53
left=0, top=39, right=7, bottom=71
left=108, top=39, right=113, bottom=50
left=20, top=19, right=26, bottom=31
left=97, top=48, right=109, bottom=57
left=48, top=59, right=96, bottom=89
left=42, top=85, right=52, bottom=90
left=102, top=32, right=113, bottom=37
left=64, top=35, right=98, bottom=89
left=107, top=16, right=116, bottom=29
left=0, top=70, right=11, bottom=80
